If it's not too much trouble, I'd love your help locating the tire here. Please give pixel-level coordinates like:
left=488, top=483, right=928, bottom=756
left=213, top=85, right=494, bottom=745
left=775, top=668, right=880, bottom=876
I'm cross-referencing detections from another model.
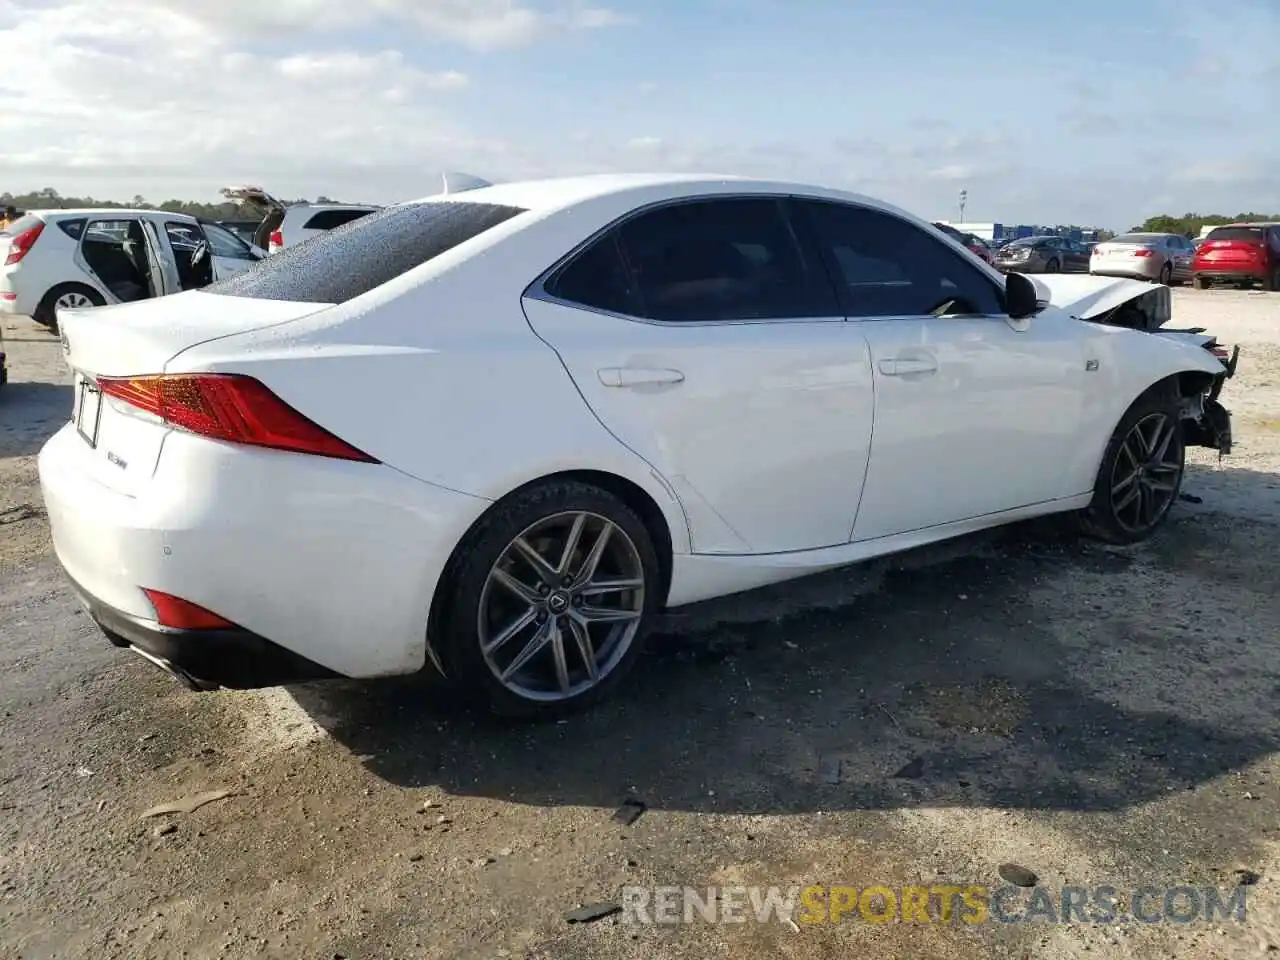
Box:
left=1081, top=384, right=1185, bottom=545
left=433, top=479, right=661, bottom=719
left=1045, top=258, right=1060, bottom=273
left=1158, top=261, right=1172, bottom=285
left=1193, top=275, right=1210, bottom=290
left=34, top=283, right=105, bottom=330
left=1265, top=267, right=1280, bottom=292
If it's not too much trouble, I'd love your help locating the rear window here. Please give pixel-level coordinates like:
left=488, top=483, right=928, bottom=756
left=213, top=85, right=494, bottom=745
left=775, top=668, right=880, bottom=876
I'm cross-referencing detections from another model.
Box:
left=1, top=214, right=42, bottom=236
left=57, top=218, right=87, bottom=239
left=1113, top=233, right=1160, bottom=243
left=205, top=201, right=526, bottom=304
left=301, top=208, right=376, bottom=231
left=1205, top=226, right=1265, bottom=243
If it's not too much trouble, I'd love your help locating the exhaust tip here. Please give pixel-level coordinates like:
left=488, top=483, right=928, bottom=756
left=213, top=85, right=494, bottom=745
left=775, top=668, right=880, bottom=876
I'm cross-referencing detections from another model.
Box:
left=127, top=645, right=220, bottom=691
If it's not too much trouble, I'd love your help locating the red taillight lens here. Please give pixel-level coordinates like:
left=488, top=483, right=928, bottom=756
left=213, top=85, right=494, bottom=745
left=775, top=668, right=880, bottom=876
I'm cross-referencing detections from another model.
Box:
left=4, top=222, right=45, bottom=265
left=96, top=373, right=378, bottom=462
left=143, top=589, right=236, bottom=630
left=1133, top=249, right=1153, bottom=257
left=269, top=229, right=283, bottom=248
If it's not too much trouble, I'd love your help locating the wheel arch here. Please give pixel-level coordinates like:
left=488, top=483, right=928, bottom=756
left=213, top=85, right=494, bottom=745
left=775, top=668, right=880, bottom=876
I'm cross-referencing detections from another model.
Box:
left=425, top=468, right=678, bottom=669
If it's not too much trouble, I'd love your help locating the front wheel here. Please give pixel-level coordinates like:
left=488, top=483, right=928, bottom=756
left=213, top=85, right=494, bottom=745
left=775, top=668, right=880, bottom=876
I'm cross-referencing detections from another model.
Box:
left=1158, top=261, right=1172, bottom=284
left=1081, top=387, right=1185, bottom=545
left=1044, top=258, right=1060, bottom=273
left=434, top=480, right=660, bottom=719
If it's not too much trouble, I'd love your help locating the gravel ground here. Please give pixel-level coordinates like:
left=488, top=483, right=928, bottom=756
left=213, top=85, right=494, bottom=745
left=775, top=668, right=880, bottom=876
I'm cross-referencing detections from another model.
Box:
left=1, top=289, right=1278, bottom=960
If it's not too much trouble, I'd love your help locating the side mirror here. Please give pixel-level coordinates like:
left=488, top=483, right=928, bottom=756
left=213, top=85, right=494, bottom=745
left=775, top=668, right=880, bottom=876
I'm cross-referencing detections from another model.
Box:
left=1004, top=271, right=1039, bottom=320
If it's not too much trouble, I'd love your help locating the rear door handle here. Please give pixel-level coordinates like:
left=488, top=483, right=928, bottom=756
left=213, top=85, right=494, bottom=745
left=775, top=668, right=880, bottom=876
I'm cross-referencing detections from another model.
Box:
left=598, top=367, right=685, bottom=387
left=878, top=357, right=937, bottom=376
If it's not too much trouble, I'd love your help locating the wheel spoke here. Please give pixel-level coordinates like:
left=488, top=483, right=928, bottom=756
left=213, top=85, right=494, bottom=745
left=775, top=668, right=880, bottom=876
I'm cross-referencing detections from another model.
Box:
left=511, top=536, right=559, bottom=585
left=550, top=621, right=572, bottom=693
left=573, top=521, right=615, bottom=587
left=1111, top=467, right=1140, bottom=497
left=1149, top=417, right=1174, bottom=463
left=481, top=605, right=538, bottom=655
left=557, top=513, right=587, bottom=577
left=1115, top=483, right=1140, bottom=514
left=567, top=617, right=598, bottom=683
left=1147, top=477, right=1178, bottom=493
left=500, top=618, right=554, bottom=680
left=490, top=566, right=539, bottom=604
left=580, top=577, right=645, bottom=595
left=574, top=605, right=641, bottom=625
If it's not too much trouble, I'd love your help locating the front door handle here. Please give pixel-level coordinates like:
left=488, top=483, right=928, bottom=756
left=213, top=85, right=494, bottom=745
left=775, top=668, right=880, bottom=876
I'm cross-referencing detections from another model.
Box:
left=598, top=367, right=685, bottom=387
left=878, top=357, right=937, bottom=376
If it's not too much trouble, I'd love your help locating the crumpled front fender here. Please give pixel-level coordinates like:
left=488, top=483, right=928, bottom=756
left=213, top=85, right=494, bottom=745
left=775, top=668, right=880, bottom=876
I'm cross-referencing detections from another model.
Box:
left=1028, top=273, right=1171, bottom=328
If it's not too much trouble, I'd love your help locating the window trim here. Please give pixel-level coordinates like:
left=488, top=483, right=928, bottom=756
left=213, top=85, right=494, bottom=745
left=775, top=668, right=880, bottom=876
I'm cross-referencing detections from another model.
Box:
left=525, top=193, right=845, bottom=327
left=789, top=196, right=1009, bottom=323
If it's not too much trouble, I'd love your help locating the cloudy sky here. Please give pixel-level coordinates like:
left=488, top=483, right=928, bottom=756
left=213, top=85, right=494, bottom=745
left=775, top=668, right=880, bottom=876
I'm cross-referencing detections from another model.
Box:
left=0, top=0, right=1275, bottom=229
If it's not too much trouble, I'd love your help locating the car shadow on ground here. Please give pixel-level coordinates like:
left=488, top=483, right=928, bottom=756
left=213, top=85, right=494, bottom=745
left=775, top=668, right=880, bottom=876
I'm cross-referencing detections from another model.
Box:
left=0, top=382, right=72, bottom=459
left=288, top=476, right=1280, bottom=818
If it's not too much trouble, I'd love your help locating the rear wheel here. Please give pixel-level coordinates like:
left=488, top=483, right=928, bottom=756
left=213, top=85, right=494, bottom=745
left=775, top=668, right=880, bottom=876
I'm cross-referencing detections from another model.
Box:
left=1045, top=258, right=1060, bottom=273
left=1158, top=261, right=1172, bottom=284
left=1081, top=386, right=1185, bottom=545
left=34, top=283, right=105, bottom=330
left=434, top=479, right=660, bottom=719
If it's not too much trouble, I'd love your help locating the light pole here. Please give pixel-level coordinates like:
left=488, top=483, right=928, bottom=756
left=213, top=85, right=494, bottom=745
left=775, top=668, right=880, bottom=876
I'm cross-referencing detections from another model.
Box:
left=958, top=189, right=968, bottom=223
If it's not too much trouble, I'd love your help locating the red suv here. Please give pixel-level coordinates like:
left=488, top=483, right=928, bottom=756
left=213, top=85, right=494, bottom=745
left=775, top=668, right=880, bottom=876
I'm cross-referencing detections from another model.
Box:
left=1192, top=223, right=1280, bottom=290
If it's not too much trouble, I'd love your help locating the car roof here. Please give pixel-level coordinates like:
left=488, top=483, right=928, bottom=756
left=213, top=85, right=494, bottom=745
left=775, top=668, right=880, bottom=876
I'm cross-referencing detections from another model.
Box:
left=30, top=208, right=197, bottom=221
left=1216, top=221, right=1279, bottom=228
left=399, top=172, right=915, bottom=219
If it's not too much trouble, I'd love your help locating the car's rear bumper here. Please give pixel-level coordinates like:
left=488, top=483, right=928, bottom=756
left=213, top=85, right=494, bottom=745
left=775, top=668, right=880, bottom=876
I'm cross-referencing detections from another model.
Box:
left=38, top=423, right=492, bottom=681
left=1194, top=267, right=1266, bottom=281
left=65, top=570, right=342, bottom=689
left=1090, top=263, right=1161, bottom=281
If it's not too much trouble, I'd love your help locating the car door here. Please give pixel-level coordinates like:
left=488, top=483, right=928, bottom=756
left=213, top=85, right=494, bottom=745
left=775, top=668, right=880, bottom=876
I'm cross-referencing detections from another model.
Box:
left=200, top=221, right=261, bottom=279
left=521, top=195, right=875, bottom=555
left=1066, top=240, right=1091, bottom=272
left=794, top=199, right=1089, bottom=542
left=1168, top=235, right=1195, bottom=279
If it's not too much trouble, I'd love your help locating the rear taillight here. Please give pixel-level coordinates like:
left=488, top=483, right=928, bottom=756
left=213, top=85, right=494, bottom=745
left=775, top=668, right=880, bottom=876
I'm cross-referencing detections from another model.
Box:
left=143, top=589, right=236, bottom=630
left=1133, top=249, right=1153, bottom=257
left=269, top=229, right=283, bottom=248
left=4, top=222, right=44, bottom=265
left=96, top=373, right=378, bottom=462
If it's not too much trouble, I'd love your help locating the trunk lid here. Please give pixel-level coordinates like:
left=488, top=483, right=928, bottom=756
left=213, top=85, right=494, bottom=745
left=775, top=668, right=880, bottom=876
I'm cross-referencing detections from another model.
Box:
left=57, top=291, right=331, bottom=497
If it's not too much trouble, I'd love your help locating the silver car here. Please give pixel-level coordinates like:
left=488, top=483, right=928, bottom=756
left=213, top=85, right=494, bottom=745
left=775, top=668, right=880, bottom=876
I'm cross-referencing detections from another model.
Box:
left=1090, top=232, right=1194, bottom=284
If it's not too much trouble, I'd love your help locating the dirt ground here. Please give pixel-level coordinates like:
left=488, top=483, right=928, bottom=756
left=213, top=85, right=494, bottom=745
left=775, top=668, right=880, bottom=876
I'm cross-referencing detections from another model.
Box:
left=2, top=289, right=1279, bottom=960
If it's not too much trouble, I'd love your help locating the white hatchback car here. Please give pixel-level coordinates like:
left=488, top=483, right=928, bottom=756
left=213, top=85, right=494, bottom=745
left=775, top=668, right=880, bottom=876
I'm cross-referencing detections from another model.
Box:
left=38, top=174, right=1236, bottom=718
left=0, top=209, right=263, bottom=329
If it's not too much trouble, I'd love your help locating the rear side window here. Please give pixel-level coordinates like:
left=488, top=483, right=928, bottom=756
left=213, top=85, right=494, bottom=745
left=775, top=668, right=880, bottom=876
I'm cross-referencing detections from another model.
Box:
left=57, top=218, right=87, bottom=240
left=546, top=233, right=637, bottom=315
left=1206, top=226, right=1264, bottom=243
left=205, top=201, right=526, bottom=304
left=302, top=208, right=375, bottom=231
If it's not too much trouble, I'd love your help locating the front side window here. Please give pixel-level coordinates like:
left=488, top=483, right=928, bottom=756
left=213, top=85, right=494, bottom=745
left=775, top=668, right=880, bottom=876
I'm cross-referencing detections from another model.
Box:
left=799, top=200, right=1003, bottom=318
left=613, top=198, right=836, bottom=322
left=202, top=222, right=256, bottom=260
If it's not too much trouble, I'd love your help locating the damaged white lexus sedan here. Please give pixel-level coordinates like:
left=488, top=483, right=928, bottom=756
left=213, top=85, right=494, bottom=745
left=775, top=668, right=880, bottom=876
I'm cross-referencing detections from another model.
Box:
left=37, top=174, right=1236, bottom=717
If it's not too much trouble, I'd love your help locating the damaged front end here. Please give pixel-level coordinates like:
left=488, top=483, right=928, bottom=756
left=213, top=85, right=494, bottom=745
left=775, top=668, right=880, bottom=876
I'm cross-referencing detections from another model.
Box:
left=1027, top=273, right=1239, bottom=455
left=1180, top=338, right=1239, bottom=455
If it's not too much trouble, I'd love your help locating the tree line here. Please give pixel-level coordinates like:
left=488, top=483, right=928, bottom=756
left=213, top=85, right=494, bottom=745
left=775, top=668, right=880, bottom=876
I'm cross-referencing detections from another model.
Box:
left=1133, top=212, right=1280, bottom=236
left=0, top=187, right=330, bottom=220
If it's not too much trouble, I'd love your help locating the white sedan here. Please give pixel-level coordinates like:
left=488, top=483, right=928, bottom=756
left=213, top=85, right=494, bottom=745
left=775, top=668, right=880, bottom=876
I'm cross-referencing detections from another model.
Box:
left=38, top=174, right=1236, bottom=717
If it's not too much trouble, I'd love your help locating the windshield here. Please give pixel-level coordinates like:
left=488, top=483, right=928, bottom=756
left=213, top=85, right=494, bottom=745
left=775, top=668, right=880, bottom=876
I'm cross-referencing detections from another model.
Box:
left=205, top=201, right=526, bottom=304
